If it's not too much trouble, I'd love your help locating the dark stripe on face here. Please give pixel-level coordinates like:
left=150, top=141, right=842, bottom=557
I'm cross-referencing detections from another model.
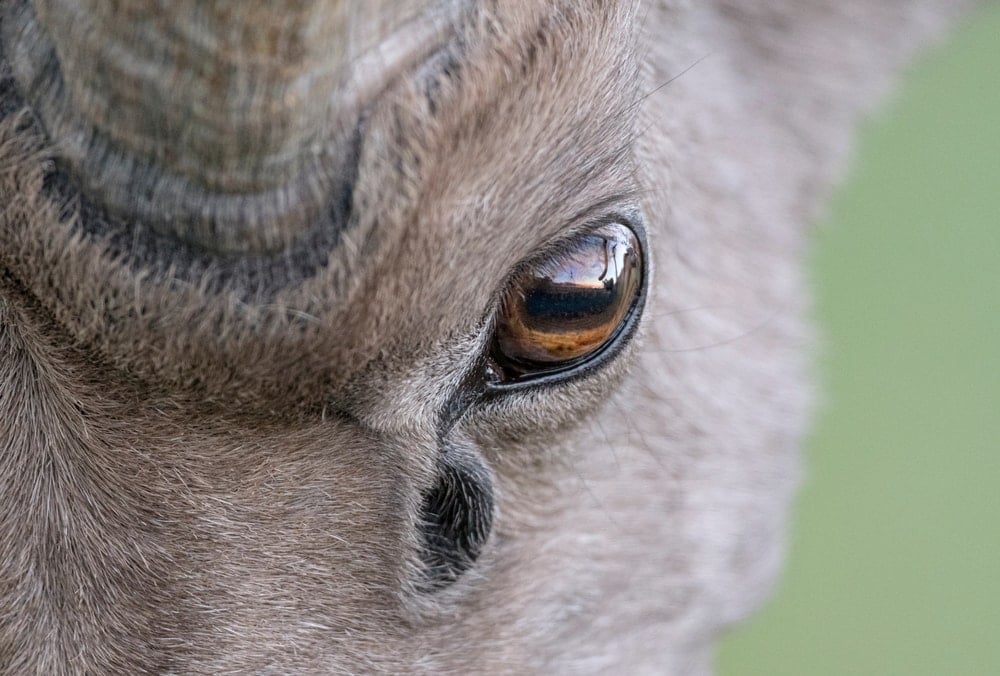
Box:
left=416, top=443, right=495, bottom=592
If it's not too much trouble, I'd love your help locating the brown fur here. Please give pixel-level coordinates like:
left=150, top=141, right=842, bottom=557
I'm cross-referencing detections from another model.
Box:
left=0, top=1, right=979, bottom=673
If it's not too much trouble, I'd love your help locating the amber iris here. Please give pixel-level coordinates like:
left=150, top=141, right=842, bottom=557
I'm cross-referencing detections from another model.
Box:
left=491, top=222, right=643, bottom=382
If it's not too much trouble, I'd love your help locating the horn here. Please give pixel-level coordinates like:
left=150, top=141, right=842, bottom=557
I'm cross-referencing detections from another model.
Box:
left=2, top=0, right=448, bottom=253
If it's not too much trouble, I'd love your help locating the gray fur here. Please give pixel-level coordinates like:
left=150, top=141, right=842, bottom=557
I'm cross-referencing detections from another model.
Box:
left=0, top=1, right=979, bottom=673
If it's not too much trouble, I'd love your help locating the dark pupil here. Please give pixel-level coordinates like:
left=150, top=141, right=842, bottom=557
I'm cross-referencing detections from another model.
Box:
left=522, top=275, right=617, bottom=328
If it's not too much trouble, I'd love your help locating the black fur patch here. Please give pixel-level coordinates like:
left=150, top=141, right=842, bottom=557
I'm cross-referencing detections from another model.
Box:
left=417, top=446, right=495, bottom=591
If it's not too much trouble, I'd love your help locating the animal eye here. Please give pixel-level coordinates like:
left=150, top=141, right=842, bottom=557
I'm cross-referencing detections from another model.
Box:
left=488, top=222, right=644, bottom=386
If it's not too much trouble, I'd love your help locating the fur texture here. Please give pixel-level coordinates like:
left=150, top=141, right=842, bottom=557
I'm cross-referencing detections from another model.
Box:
left=0, top=1, right=979, bottom=673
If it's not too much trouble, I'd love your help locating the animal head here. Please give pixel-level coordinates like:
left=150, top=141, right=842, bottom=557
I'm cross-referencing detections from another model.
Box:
left=0, top=1, right=976, bottom=672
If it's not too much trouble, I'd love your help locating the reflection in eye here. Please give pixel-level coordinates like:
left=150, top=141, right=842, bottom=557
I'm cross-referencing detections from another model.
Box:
left=489, top=222, right=643, bottom=385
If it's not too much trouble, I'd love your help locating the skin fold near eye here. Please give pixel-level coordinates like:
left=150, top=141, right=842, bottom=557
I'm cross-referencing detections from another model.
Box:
left=491, top=222, right=643, bottom=382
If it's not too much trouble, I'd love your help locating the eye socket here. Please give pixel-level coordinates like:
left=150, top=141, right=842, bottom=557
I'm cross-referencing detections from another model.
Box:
left=487, top=222, right=644, bottom=386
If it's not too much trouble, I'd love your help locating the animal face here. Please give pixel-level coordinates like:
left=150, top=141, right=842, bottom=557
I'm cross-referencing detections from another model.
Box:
left=0, top=0, right=976, bottom=672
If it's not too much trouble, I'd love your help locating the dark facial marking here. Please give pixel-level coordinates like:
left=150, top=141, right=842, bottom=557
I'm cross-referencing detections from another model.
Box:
left=417, top=445, right=495, bottom=591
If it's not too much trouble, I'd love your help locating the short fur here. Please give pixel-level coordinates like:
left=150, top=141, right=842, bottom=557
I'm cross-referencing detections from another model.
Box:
left=0, top=1, right=979, bottom=673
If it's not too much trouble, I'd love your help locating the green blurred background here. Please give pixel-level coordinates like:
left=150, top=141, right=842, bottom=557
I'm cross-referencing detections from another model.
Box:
left=718, top=6, right=1000, bottom=675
